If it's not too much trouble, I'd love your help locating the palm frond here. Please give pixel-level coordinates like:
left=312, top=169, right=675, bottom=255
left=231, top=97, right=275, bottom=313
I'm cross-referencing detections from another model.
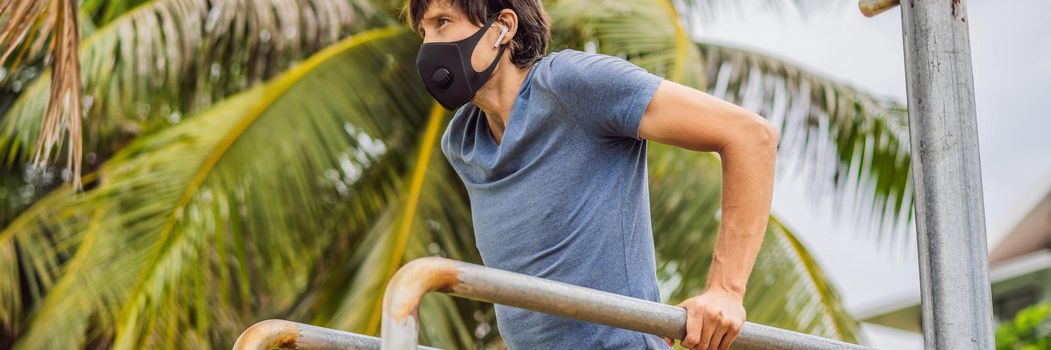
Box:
left=698, top=42, right=913, bottom=244
left=0, top=0, right=84, bottom=189
left=673, top=0, right=847, bottom=30
left=0, top=1, right=902, bottom=348
left=297, top=110, right=494, bottom=348
left=0, top=169, right=55, bottom=229
left=2, top=27, right=430, bottom=349
left=79, top=0, right=160, bottom=27
left=0, top=0, right=370, bottom=180
left=0, top=177, right=87, bottom=340
left=549, top=0, right=704, bottom=89
left=749, top=218, right=864, bottom=343
left=648, top=143, right=864, bottom=343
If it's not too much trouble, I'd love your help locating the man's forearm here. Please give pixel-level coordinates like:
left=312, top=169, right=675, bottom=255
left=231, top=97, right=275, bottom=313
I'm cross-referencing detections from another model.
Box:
left=705, top=120, right=778, bottom=298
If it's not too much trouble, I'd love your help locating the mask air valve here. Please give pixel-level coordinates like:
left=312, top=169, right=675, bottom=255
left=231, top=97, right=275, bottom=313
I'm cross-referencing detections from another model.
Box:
left=432, top=67, right=453, bottom=89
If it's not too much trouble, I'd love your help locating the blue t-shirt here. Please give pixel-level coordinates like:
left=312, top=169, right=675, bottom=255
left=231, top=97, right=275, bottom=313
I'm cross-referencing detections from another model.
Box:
left=440, top=49, right=669, bottom=349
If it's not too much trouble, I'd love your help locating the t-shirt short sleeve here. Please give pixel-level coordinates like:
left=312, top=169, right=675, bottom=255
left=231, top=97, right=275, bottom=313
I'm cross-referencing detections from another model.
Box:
left=548, top=50, right=664, bottom=140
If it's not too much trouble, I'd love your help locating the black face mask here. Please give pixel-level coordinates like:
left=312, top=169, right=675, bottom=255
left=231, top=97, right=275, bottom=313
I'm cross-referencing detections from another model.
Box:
left=416, top=14, right=509, bottom=111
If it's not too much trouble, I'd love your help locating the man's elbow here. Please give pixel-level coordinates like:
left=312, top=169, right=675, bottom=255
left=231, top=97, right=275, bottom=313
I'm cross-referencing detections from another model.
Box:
left=724, top=112, right=779, bottom=155
left=751, top=114, right=780, bottom=152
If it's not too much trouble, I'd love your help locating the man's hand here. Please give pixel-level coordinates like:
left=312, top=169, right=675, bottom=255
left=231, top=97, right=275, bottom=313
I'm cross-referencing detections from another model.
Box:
left=662, top=288, right=746, bottom=350
left=641, top=79, right=772, bottom=349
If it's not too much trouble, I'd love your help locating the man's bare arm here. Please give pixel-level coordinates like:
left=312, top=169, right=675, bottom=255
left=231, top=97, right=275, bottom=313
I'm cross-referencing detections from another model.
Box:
left=639, top=79, right=778, bottom=350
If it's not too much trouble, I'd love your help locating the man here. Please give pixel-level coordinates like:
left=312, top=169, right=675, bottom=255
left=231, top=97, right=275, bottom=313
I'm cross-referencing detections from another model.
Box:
left=407, top=0, right=777, bottom=349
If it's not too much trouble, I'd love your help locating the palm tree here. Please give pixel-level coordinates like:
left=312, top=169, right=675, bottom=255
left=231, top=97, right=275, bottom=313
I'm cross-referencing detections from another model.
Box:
left=0, top=0, right=912, bottom=349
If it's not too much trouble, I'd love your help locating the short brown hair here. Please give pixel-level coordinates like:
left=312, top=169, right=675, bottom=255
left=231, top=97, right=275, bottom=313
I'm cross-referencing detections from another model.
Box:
left=405, top=0, right=551, bottom=69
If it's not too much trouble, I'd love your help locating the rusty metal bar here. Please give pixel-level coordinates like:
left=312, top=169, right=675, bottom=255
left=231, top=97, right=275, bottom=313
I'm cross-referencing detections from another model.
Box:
left=232, top=319, right=441, bottom=350
left=381, top=257, right=871, bottom=350
left=858, top=0, right=900, bottom=17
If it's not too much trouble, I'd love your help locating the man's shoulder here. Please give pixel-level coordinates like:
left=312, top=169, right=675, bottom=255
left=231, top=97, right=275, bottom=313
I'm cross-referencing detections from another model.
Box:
left=547, top=49, right=634, bottom=68
left=544, top=49, right=645, bottom=88
left=540, top=49, right=601, bottom=93
left=548, top=48, right=609, bottom=61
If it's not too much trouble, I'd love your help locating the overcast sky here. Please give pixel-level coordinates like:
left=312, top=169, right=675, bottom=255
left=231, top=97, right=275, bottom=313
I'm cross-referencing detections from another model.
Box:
left=690, top=1, right=1051, bottom=348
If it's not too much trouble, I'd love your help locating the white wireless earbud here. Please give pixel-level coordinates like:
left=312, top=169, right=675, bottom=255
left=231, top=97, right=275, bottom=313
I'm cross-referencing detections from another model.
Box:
left=494, top=25, right=508, bottom=48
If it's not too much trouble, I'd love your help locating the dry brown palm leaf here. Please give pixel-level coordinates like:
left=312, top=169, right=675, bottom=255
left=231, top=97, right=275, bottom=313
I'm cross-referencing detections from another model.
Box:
left=1, top=0, right=84, bottom=190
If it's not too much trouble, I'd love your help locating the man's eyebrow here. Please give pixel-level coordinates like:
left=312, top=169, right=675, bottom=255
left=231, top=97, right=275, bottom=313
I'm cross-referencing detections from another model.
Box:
left=421, top=9, right=452, bottom=22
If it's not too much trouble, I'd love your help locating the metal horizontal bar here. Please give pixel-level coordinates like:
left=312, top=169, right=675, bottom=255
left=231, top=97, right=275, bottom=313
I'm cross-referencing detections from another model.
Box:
left=382, top=257, right=872, bottom=350
left=859, top=0, right=900, bottom=17
left=232, top=319, right=441, bottom=350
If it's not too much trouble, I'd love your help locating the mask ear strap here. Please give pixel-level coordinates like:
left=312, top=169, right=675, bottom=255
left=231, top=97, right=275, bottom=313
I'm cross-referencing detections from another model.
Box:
left=472, top=38, right=508, bottom=83
left=460, top=14, right=501, bottom=57
left=469, top=15, right=510, bottom=87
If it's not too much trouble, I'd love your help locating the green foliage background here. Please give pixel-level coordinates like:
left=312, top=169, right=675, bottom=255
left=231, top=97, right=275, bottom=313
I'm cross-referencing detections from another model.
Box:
left=997, top=302, right=1051, bottom=350
left=0, top=0, right=913, bottom=348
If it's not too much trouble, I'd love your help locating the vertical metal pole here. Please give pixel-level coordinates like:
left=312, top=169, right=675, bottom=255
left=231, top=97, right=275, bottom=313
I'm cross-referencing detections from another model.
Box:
left=899, top=1, right=994, bottom=349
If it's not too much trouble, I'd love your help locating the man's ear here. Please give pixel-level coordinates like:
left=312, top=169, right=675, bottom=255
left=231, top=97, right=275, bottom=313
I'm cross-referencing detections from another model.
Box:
left=495, top=10, right=518, bottom=46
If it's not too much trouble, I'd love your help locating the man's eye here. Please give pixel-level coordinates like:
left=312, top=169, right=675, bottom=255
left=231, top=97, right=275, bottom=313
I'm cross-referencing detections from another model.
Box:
left=437, top=18, right=449, bottom=27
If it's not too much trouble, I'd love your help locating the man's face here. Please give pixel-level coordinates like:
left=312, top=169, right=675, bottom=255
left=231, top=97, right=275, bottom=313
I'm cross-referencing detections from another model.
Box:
left=417, top=1, right=507, bottom=73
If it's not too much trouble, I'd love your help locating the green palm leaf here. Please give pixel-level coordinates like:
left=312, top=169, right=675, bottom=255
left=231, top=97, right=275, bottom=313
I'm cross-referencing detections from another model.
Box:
left=673, top=0, right=833, bottom=29
left=1, top=1, right=895, bottom=348
left=3, top=27, right=429, bottom=349
left=697, top=42, right=912, bottom=242
left=79, top=0, right=167, bottom=27
left=0, top=0, right=369, bottom=169
left=0, top=183, right=85, bottom=337
left=296, top=111, right=493, bottom=348
left=752, top=218, right=863, bottom=343
left=0, top=0, right=375, bottom=253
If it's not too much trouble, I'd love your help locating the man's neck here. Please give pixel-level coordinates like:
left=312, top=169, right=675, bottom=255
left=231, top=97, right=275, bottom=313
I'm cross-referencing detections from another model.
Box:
left=472, top=62, right=532, bottom=144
